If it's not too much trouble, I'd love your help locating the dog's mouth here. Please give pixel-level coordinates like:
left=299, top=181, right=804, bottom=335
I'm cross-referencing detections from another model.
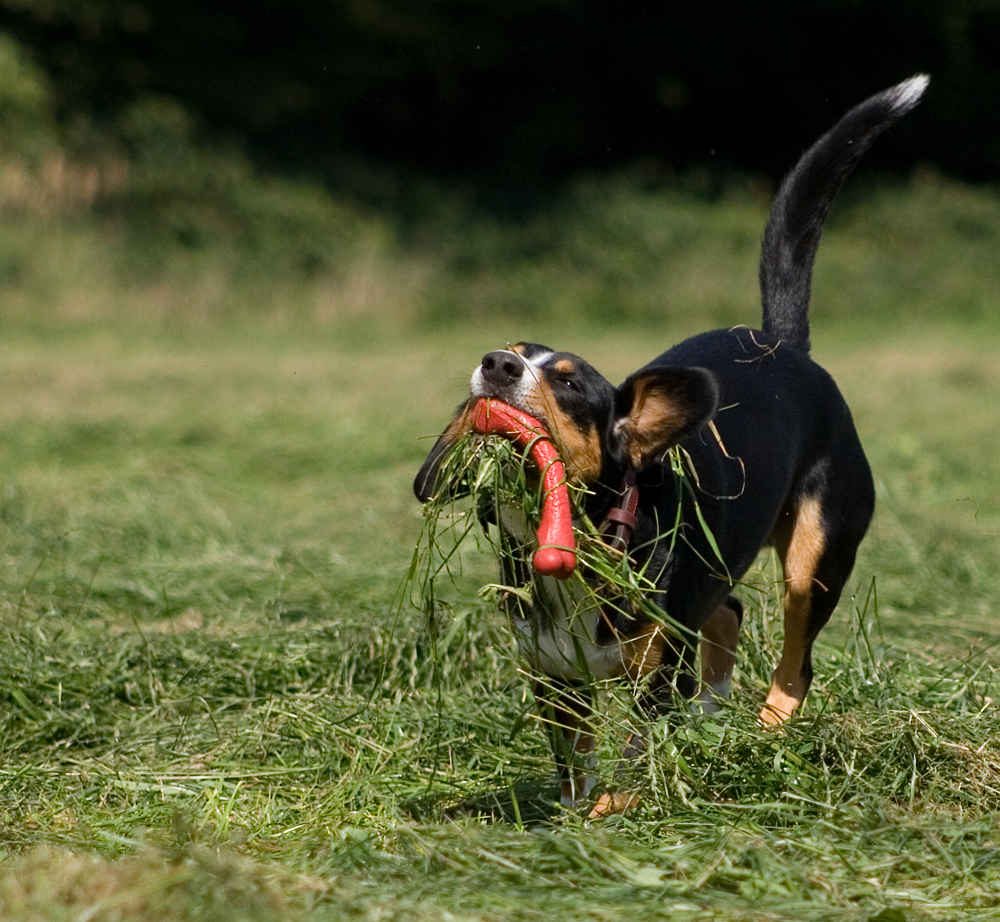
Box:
left=470, top=397, right=576, bottom=580
left=471, top=383, right=541, bottom=424
left=476, top=393, right=554, bottom=440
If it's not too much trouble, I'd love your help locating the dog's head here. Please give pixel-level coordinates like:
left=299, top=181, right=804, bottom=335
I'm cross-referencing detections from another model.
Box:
left=415, top=343, right=721, bottom=502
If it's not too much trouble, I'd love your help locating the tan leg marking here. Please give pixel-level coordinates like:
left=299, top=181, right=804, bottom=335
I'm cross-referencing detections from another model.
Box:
left=761, top=496, right=827, bottom=727
left=698, top=602, right=741, bottom=711
left=621, top=624, right=667, bottom=682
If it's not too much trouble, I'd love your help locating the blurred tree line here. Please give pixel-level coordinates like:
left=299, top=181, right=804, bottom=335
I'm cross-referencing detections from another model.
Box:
left=2, top=0, right=1000, bottom=328
left=1, top=0, right=999, bottom=195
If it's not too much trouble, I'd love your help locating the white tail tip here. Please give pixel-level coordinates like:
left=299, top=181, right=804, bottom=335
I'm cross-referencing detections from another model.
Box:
left=890, top=74, right=930, bottom=112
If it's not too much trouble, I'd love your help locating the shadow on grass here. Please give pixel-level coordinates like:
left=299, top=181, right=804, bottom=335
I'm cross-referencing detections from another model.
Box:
left=405, top=779, right=564, bottom=825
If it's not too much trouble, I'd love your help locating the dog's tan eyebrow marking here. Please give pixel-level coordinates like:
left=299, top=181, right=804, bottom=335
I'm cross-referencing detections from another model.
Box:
left=552, top=359, right=576, bottom=376
left=506, top=343, right=555, bottom=370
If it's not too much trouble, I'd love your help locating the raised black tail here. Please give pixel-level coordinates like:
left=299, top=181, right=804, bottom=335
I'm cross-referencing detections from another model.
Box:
left=760, top=75, right=929, bottom=354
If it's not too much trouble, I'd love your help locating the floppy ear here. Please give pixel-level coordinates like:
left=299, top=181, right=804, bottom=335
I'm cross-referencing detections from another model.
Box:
left=413, top=399, right=474, bottom=502
left=413, top=435, right=453, bottom=502
left=612, top=366, right=720, bottom=470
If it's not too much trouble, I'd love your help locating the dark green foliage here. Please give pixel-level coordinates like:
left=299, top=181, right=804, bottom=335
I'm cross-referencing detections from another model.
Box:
left=2, top=0, right=1000, bottom=191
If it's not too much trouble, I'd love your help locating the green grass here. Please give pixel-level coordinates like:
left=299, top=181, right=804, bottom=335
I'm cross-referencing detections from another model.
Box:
left=0, top=310, right=998, bottom=921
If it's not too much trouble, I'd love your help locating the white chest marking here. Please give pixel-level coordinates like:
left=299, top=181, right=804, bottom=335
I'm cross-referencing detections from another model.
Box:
left=498, top=503, right=629, bottom=682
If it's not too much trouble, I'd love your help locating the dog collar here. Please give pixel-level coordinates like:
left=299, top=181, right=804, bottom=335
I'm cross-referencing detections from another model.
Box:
left=600, top=470, right=639, bottom=552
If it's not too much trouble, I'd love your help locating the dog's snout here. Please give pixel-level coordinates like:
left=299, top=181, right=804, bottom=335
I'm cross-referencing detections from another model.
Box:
left=481, top=351, right=524, bottom=387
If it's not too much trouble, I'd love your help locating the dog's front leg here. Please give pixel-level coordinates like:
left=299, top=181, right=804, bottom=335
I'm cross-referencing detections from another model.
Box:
left=589, top=637, right=696, bottom=818
left=592, top=606, right=745, bottom=816
left=533, top=678, right=596, bottom=809
left=587, top=731, right=644, bottom=818
left=697, top=597, right=744, bottom=712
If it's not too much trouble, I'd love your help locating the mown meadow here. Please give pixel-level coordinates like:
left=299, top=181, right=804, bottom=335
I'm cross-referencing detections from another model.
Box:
left=1, top=162, right=1000, bottom=920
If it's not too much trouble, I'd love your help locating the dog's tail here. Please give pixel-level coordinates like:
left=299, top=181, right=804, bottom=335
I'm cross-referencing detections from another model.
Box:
left=760, top=75, right=929, bottom=354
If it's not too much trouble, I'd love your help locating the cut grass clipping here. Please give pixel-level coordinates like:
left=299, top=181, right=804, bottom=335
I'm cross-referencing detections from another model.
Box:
left=407, top=421, right=1000, bottom=830
left=409, top=422, right=705, bottom=653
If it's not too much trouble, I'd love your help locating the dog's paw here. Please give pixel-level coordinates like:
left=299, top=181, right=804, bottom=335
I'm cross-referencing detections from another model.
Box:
left=587, top=791, right=640, bottom=818
left=759, top=682, right=802, bottom=727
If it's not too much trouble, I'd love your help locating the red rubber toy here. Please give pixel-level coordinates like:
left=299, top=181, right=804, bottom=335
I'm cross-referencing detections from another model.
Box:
left=470, top=398, right=576, bottom=579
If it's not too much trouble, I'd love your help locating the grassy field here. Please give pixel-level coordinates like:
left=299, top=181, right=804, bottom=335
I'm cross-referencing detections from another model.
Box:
left=0, top=305, right=998, bottom=921
left=0, top=158, right=999, bottom=920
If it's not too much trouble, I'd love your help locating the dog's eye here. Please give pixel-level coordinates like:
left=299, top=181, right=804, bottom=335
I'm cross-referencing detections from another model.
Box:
left=561, top=377, right=577, bottom=391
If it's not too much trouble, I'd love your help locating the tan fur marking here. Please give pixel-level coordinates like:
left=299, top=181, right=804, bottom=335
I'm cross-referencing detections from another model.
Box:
left=532, top=378, right=603, bottom=483
left=621, top=624, right=667, bottom=682
left=760, top=686, right=802, bottom=727
left=441, top=399, right=474, bottom=442
left=552, top=358, right=576, bottom=375
left=761, top=496, right=827, bottom=726
left=617, top=377, right=686, bottom=469
left=551, top=416, right=603, bottom=483
left=699, top=602, right=740, bottom=695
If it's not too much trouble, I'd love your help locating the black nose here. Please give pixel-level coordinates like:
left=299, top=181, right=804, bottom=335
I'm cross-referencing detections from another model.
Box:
left=480, top=351, right=524, bottom=387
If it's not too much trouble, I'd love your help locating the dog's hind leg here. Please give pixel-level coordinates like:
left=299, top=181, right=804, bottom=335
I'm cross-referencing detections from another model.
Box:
left=762, top=483, right=872, bottom=726
left=762, top=495, right=830, bottom=725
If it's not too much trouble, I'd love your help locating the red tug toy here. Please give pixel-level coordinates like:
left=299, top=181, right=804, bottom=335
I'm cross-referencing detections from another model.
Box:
left=470, top=398, right=576, bottom=579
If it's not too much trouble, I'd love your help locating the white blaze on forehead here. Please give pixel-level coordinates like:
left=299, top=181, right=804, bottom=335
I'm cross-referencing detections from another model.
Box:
left=522, top=350, right=554, bottom=369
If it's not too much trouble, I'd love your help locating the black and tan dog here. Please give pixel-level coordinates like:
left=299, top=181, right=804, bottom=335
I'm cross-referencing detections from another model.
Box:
left=415, top=76, right=927, bottom=814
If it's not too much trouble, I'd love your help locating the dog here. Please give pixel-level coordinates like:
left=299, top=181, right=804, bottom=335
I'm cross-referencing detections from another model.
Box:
left=414, top=76, right=927, bottom=815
